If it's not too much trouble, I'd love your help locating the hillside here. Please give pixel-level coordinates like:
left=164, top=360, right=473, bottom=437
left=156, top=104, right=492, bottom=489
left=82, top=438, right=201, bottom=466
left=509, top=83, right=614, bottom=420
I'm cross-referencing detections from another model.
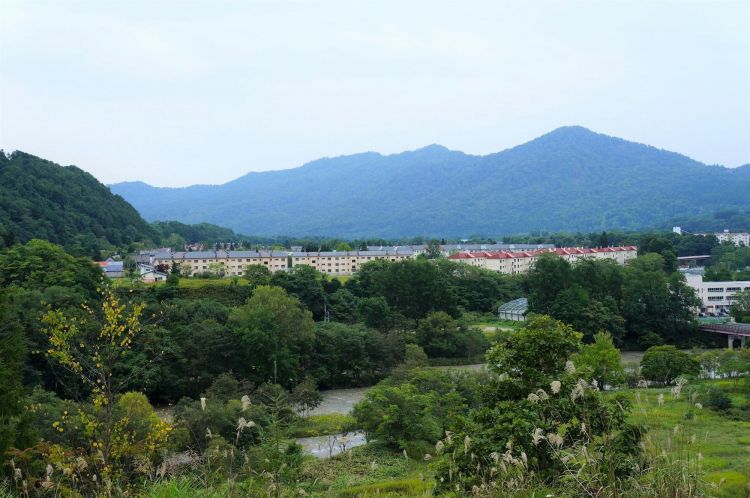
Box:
left=110, top=127, right=750, bottom=238
left=0, top=151, right=158, bottom=253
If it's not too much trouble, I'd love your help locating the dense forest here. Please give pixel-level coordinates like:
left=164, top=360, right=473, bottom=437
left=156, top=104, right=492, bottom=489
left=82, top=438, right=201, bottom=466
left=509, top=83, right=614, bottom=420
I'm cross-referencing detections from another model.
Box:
left=0, top=151, right=159, bottom=255
left=111, top=127, right=750, bottom=237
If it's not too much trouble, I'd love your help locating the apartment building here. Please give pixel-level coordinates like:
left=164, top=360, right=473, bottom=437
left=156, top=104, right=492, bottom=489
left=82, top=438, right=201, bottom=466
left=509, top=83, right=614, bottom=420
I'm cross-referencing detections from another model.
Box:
left=447, top=246, right=638, bottom=275
left=151, top=249, right=414, bottom=277
left=684, top=273, right=750, bottom=313
left=716, top=231, right=750, bottom=246
left=678, top=227, right=750, bottom=246
left=368, top=243, right=553, bottom=257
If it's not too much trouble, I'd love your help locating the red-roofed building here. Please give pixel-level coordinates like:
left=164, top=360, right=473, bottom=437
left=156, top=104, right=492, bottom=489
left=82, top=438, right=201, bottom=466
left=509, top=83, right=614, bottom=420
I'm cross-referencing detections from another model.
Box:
left=447, top=246, right=637, bottom=274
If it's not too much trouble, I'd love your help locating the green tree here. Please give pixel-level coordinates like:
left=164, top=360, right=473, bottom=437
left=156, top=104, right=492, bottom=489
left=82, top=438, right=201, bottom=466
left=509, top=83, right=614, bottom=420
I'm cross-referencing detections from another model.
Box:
left=0, top=291, right=33, bottom=458
left=356, top=296, right=391, bottom=330
left=415, top=311, right=489, bottom=359
left=229, top=286, right=315, bottom=387
left=310, top=322, right=399, bottom=388
left=335, top=241, right=353, bottom=252
left=326, top=288, right=358, bottom=323
left=352, top=382, right=441, bottom=450
left=486, top=315, right=581, bottom=393
left=349, top=259, right=459, bottom=320
left=730, top=289, right=750, bottom=323
left=573, top=332, right=625, bottom=388
left=640, top=345, right=700, bottom=385
left=424, top=239, right=443, bottom=259
left=527, top=254, right=573, bottom=314
left=291, top=377, right=323, bottom=416
left=271, top=265, right=326, bottom=319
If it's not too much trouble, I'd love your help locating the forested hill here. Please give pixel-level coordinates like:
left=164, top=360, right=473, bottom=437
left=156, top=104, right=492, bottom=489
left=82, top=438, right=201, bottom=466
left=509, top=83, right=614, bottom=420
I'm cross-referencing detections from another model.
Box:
left=0, top=151, right=158, bottom=253
left=110, top=127, right=750, bottom=238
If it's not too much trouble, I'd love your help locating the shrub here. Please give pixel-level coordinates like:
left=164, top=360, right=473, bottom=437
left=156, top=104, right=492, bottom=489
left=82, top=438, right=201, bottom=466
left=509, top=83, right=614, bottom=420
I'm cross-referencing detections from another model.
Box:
left=704, top=386, right=732, bottom=412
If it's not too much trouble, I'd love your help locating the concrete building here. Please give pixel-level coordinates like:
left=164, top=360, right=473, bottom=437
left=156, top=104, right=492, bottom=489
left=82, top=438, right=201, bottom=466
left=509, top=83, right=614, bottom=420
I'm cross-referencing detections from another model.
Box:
left=447, top=246, right=638, bottom=275
left=151, top=249, right=414, bottom=277
left=684, top=273, right=750, bottom=314
left=368, top=243, right=553, bottom=257
left=715, top=231, right=750, bottom=246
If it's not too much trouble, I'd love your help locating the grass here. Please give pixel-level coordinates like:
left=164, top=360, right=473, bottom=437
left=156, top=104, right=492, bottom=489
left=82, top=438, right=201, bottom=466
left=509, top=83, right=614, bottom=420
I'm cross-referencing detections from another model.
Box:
left=298, top=444, right=433, bottom=496
left=615, top=379, right=750, bottom=498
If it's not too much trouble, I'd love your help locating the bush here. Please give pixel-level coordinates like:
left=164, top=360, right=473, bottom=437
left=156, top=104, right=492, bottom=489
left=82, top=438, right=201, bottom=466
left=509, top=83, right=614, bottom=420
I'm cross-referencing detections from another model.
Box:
left=704, top=386, right=732, bottom=412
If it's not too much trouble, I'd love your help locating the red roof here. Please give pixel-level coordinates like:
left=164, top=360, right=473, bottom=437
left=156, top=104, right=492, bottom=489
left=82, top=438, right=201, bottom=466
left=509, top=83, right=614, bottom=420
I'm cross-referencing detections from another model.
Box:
left=447, top=246, right=637, bottom=260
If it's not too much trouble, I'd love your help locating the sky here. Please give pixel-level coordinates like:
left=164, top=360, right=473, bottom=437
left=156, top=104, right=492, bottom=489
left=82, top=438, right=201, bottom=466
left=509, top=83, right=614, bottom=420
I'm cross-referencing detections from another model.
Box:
left=1, top=1, right=749, bottom=187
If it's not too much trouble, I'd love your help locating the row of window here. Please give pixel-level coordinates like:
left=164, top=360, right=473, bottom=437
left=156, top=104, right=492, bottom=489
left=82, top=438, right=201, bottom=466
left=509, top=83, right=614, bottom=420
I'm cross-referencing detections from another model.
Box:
left=706, top=287, right=749, bottom=293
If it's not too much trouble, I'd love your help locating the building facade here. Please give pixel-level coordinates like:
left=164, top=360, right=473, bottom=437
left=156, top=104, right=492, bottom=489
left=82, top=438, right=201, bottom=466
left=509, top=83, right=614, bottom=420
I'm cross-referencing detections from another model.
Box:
left=151, top=249, right=414, bottom=277
left=715, top=232, right=750, bottom=246
left=684, top=273, right=750, bottom=314
left=447, top=246, right=638, bottom=275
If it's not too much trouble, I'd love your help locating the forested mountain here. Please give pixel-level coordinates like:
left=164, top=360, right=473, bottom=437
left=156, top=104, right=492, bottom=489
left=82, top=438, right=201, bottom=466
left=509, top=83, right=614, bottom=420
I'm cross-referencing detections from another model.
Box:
left=666, top=209, right=750, bottom=233
left=111, top=127, right=750, bottom=237
left=0, top=151, right=159, bottom=254
left=151, top=221, right=241, bottom=244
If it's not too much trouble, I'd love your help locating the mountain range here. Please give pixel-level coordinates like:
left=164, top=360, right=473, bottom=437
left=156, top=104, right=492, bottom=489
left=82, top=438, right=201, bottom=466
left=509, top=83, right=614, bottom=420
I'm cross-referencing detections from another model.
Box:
left=89, top=127, right=750, bottom=237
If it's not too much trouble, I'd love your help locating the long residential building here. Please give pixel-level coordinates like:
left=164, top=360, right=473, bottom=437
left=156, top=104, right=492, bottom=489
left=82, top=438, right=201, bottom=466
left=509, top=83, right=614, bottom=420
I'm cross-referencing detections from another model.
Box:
left=447, top=246, right=638, bottom=275
left=367, top=243, right=554, bottom=257
left=151, top=249, right=414, bottom=277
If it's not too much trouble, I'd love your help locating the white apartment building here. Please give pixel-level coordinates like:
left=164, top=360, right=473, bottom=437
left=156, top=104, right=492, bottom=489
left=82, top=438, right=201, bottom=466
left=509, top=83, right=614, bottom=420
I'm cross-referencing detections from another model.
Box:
left=151, top=249, right=414, bottom=277
left=447, top=246, right=638, bottom=275
left=684, top=273, right=750, bottom=313
left=715, top=231, right=750, bottom=246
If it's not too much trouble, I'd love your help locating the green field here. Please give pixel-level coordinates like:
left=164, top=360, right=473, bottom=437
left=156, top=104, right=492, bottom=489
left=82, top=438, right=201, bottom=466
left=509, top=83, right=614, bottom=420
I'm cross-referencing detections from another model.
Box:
left=622, top=380, right=750, bottom=497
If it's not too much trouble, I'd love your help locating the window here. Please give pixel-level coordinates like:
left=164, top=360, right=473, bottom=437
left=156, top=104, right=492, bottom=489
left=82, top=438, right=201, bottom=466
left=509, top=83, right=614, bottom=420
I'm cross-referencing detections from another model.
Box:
left=707, top=296, right=724, bottom=301
left=726, top=287, right=741, bottom=292
left=707, top=288, right=724, bottom=293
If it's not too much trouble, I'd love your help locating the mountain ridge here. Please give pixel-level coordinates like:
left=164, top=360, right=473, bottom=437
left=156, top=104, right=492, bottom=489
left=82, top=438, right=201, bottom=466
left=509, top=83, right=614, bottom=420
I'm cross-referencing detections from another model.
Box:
left=102, top=126, right=750, bottom=237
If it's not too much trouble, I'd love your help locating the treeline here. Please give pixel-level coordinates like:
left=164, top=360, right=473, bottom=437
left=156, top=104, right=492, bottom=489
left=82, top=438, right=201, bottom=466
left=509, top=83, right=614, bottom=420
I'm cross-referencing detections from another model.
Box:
left=526, top=253, right=702, bottom=349
left=0, top=241, right=522, bottom=402
left=666, top=208, right=750, bottom=233
left=705, top=243, right=750, bottom=281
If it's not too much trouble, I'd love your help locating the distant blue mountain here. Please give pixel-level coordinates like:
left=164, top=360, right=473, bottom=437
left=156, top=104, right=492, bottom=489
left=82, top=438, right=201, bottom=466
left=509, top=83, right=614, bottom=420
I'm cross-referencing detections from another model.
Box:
left=110, top=127, right=750, bottom=237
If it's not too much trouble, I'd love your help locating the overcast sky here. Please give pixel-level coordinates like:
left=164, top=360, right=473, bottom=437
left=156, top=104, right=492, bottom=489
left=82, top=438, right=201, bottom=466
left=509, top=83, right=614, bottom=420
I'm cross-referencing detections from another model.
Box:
left=1, top=1, right=749, bottom=187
